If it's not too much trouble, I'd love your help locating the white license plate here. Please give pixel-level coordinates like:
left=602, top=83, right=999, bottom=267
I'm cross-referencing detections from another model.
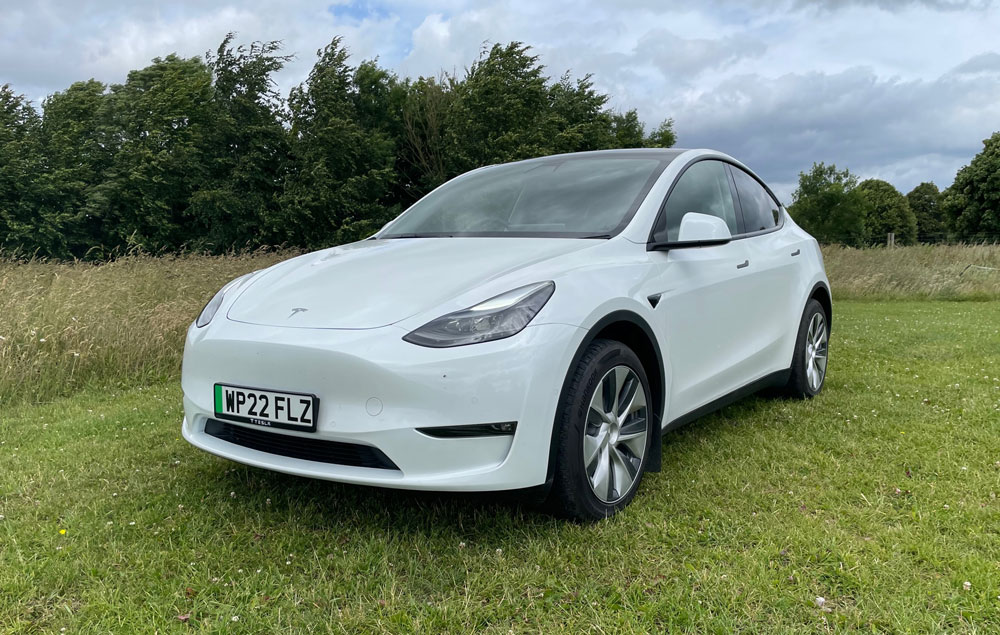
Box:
left=213, top=384, right=319, bottom=431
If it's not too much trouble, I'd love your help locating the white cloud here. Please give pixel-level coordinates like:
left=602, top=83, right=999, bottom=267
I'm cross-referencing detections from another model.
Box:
left=1, top=0, right=998, bottom=193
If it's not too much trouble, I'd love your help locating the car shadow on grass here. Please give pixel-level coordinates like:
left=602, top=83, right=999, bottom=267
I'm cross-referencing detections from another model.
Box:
left=191, top=393, right=790, bottom=539
left=199, top=460, right=565, bottom=539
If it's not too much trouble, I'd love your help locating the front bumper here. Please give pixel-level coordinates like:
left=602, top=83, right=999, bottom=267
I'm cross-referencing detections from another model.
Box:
left=181, top=319, right=583, bottom=491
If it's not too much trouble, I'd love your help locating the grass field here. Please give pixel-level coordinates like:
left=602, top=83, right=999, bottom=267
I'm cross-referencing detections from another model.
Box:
left=2, top=247, right=1000, bottom=631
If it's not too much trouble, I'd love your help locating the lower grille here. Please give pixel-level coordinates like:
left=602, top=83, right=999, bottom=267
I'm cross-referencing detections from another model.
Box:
left=204, top=419, right=399, bottom=470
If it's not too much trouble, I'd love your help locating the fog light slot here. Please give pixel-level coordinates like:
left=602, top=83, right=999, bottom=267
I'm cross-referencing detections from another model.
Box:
left=417, top=422, right=517, bottom=438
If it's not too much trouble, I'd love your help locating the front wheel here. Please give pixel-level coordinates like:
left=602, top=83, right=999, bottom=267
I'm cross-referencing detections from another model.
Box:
left=784, top=299, right=829, bottom=398
left=548, top=339, right=653, bottom=521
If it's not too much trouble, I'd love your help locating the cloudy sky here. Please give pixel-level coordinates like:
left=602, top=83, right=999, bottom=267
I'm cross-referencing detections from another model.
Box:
left=3, top=0, right=999, bottom=201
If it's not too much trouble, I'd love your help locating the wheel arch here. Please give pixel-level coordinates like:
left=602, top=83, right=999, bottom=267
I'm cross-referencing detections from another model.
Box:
left=809, top=282, right=832, bottom=330
left=544, top=310, right=665, bottom=492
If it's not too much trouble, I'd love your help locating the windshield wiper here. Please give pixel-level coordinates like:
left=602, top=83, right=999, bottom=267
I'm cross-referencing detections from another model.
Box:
left=381, top=233, right=449, bottom=239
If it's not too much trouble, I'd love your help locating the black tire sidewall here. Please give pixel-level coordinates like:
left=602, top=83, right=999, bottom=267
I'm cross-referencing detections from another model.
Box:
left=790, top=299, right=829, bottom=398
left=551, top=339, right=653, bottom=520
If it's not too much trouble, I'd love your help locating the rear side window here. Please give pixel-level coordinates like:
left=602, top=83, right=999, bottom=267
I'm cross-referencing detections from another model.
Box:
left=652, top=160, right=738, bottom=243
left=731, top=167, right=780, bottom=233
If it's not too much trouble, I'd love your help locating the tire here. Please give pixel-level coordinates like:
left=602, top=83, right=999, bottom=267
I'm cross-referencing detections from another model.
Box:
left=548, top=339, right=654, bottom=521
left=783, top=299, right=830, bottom=399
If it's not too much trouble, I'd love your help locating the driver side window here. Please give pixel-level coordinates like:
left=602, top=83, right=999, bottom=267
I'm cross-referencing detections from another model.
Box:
left=652, top=160, right=738, bottom=243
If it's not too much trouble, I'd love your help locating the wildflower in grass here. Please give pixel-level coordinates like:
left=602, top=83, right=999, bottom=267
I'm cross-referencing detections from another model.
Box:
left=459, top=541, right=466, bottom=549
left=232, top=616, right=240, bottom=622
left=964, top=581, right=972, bottom=591
left=59, top=529, right=66, bottom=535
left=815, top=597, right=826, bottom=607
left=230, top=491, right=236, bottom=498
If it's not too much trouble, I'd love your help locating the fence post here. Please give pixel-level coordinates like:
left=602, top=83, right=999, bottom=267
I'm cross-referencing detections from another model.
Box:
left=887, top=232, right=895, bottom=248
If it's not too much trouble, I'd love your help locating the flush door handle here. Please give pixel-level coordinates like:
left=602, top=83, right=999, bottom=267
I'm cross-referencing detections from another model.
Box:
left=736, top=259, right=749, bottom=269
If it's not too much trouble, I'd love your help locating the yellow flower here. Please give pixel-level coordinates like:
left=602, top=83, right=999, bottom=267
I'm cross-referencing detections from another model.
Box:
left=59, top=529, right=66, bottom=535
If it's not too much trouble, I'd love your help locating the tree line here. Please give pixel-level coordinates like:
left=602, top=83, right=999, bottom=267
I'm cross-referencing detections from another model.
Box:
left=3, top=32, right=996, bottom=258
left=789, top=133, right=1000, bottom=246
left=0, top=35, right=675, bottom=259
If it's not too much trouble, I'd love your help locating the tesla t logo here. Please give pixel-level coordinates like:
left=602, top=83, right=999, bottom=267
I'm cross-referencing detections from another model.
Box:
left=288, top=307, right=308, bottom=318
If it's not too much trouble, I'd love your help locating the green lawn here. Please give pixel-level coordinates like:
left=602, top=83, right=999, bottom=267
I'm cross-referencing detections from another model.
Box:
left=2, top=300, right=999, bottom=632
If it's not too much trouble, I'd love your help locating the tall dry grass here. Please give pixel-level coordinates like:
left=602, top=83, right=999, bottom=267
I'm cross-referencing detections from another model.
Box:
left=1, top=244, right=998, bottom=408
left=822, top=243, right=1000, bottom=300
left=0, top=251, right=293, bottom=408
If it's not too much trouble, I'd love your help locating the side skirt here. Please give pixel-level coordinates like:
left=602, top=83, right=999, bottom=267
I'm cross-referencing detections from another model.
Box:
left=663, top=369, right=791, bottom=432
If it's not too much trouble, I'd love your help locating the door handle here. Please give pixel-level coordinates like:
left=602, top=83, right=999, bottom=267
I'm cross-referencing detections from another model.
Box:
left=791, top=249, right=801, bottom=257
left=736, top=259, right=749, bottom=269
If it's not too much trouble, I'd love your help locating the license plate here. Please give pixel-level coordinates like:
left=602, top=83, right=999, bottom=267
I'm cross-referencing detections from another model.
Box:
left=213, top=384, right=319, bottom=431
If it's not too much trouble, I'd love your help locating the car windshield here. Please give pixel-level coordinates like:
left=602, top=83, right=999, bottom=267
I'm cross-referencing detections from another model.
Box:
left=380, top=156, right=671, bottom=238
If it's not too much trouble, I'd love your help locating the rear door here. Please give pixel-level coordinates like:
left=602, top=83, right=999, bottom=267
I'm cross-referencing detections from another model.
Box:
left=727, top=165, right=803, bottom=374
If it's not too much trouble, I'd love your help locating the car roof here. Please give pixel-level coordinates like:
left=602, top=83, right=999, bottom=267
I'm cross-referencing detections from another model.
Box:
left=512, top=148, right=690, bottom=164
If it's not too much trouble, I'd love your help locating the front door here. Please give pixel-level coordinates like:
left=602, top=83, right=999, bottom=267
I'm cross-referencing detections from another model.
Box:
left=647, top=159, right=759, bottom=420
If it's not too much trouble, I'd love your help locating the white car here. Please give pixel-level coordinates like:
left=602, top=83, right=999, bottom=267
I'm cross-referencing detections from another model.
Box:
left=182, top=148, right=831, bottom=520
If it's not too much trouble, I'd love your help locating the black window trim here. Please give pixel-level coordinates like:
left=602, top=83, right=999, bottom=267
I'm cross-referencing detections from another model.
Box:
left=646, top=156, right=785, bottom=248
left=723, top=162, right=748, bottom=235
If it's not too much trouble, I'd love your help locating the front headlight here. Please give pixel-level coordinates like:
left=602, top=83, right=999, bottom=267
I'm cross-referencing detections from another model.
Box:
left=195, top=272, right=257, bottom=328
left=403, top=281, right=555, bottom=348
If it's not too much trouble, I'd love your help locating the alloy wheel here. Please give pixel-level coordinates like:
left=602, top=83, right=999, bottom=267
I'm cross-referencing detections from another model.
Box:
left=805, top=312, right=828, bottom=391
left=583, top=365, right=649, bottom=503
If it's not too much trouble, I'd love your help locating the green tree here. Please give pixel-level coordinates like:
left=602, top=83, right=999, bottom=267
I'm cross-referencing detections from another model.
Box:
left=444, top=42, right=552, bottom=173
left=351, top=60, right=416, bottom=207
left=545, top=74, right=614, bottom=153
left=0, top=85, right=45, bottom=256
left=644, top=118, right=677, bottom=148
left=279, top=37, right=397, bottom=247
left=608, top=110, right=646, bottom=148
left=857, top=179, right=918, bottom=245
left=31, top=80, right=115, bottom=258
left=189, top=34, right=292, bottom=251
left=906, top=182, right=945, bottom=241
left=945, top=131, right=1000, bottom=240
left=97, top=54, right=218, bottom=253
left=2, top=37, right=680, bottom=259
left=788, top=162, right=870, bottom=247
left=441, top=43, right=673, bottom=169
left=399, top=76, right=454, bottom=197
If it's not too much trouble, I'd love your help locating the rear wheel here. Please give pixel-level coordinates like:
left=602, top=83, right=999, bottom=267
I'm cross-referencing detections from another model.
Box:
left=784, top=299, right=829, bottom=398
left=548, top=339, right=653, bottom=521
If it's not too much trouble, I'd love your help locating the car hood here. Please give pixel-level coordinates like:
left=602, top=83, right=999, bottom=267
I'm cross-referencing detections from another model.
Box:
left=226, top=237, right=598, bottom=329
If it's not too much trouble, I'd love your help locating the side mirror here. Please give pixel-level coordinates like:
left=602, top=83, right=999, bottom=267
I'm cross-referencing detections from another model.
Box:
left=648, top=212, right=732, bottom=251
